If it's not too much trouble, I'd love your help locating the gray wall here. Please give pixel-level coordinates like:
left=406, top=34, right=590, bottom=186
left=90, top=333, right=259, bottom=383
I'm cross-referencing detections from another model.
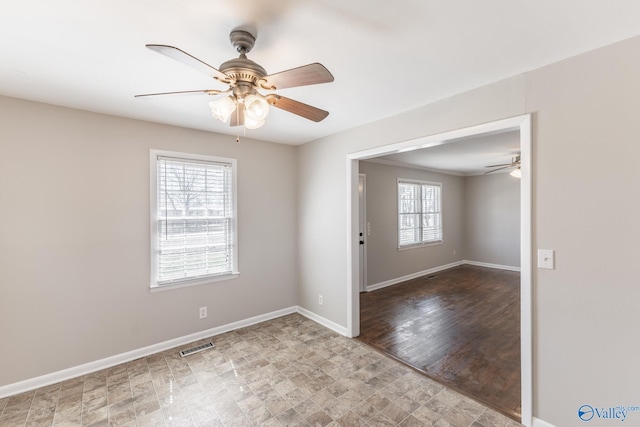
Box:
left=464, top=172, right=520, bottom=267
left=358, top=161, right=464, bottom=286
left=297, top=36, right=640, bottom=427
left=0, top=97, right=298, bottom=387
left=360, top=161, right=519, bottom=287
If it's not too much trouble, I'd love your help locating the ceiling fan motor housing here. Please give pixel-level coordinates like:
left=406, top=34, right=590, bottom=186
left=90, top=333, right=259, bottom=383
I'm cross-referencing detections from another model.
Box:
left=219, top=56, right=267, bottom=83
left=219, top=30, right=268, bottom=91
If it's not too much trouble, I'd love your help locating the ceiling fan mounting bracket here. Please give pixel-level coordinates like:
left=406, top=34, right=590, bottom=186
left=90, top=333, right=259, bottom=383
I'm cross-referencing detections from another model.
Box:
left=213, top=75, right=232, bottom=85
left=229, top=30, right=256, bottom=54
left=258, top=79, right=276, bottom=91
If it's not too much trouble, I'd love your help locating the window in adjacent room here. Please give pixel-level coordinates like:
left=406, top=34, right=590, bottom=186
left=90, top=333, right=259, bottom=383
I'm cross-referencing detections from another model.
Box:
left=398, top=179, right=442, bottom=248
left=150, top=150, right=238, bottom=290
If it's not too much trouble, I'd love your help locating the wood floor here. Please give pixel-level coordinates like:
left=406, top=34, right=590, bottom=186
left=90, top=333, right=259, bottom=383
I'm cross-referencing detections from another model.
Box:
left=358, top=264, right=521, bottom=421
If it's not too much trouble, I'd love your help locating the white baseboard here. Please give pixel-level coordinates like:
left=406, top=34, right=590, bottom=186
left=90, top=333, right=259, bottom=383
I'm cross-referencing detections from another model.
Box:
left=367, top=261, right=464, bottom=292
left=297, top=306, right=348, bottom=336
left=463, top=260, right=521, bottom=272
left=0, top=306, right=298, bottom=399
left=366, top=260, right=520, bottom=292
left=532, top=417, right=555, bottom=427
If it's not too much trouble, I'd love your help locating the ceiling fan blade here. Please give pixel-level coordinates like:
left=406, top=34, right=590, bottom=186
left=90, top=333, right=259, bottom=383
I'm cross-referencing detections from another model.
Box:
left=484, top=166, right=511, bottom=174
left=266, top=94, right=329, bottom=122
left=260, top=63, right=334, bottom=90
left=229, top=105, right=244, bottom=127
left=146, top=45, right=230, bottom=82
left=134, top=89, right=225, bottom=98
left=485, top=163, right=513, bottom=168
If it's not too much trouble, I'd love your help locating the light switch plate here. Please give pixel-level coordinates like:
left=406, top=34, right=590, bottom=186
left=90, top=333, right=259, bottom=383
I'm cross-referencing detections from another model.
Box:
left=538, top=249, right=555, bottom=269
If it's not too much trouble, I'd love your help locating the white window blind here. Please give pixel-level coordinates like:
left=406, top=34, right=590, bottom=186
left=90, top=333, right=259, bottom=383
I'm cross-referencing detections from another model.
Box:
left=398, top=180, right=442, bottom=247
left=151, top=152, right=237, bottom=287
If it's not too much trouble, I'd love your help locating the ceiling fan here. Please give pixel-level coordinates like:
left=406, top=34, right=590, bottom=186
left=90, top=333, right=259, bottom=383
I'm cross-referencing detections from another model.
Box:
left=484, top=153, right=521, bottom=176
left=135, top=29, right=334, bottom=129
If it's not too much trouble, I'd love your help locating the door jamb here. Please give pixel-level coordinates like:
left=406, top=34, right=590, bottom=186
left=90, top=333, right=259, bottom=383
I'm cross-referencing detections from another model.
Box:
left=358, top=174, right=367, bottom=292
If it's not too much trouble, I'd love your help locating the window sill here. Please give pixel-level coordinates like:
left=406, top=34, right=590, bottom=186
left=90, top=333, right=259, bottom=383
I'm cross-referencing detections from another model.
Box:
left=150, top=272, right=239, bottom=292
left=398, top=241, right=443, bottom=251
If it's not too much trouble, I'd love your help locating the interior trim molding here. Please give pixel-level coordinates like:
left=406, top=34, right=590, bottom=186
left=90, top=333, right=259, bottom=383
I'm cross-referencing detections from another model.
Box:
left=532, top=417, right=556, bottom=427
left=0, top=306, right=298, bottom=399
left=297, top=306, right=349, bottom=336
left=462, top=260, right=521, bottom=272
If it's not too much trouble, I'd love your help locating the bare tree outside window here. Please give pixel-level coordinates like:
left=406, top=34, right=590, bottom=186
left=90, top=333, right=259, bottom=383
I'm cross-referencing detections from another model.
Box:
left=155, top=156, right=234, bottom=284
left=398, top=180, right=442, bottom=247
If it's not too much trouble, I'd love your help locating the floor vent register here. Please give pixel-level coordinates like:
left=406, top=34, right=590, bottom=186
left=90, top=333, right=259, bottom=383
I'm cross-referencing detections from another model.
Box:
left=179, top=342, right=215, bottom=357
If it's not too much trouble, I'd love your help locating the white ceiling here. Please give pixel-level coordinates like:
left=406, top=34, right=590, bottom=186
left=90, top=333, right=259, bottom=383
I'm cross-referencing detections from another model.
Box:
left=374, top=130, right=521, bottom=176
left=2, top=1, right=640, bottom=146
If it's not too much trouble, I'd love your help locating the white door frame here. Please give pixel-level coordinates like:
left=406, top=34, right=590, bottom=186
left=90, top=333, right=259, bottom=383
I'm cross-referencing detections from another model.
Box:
left=346, top=114, right=532, bottom=426
left=358, top=174, right=367, bottom=292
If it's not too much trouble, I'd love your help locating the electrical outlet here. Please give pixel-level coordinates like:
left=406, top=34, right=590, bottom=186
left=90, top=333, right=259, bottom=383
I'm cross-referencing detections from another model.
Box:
left=453, top=249, right=456, bottom=256
left=199, top=306, right=207, bottom=319
left=318, top=295, right=323, bottom=305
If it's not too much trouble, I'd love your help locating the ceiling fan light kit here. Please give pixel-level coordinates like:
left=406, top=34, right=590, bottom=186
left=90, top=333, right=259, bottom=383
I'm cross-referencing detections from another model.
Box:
left=243, top=114, right=265, bottom=130
left=244, top=94, right=269, bottom=119
left=136, top=29, right=334, bottom=132
left=209, top=96, right=236, bottom=122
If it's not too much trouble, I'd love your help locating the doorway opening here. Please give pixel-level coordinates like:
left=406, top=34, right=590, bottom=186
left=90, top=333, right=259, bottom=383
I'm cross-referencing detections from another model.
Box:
left=346, top=114, right=532, bottom=426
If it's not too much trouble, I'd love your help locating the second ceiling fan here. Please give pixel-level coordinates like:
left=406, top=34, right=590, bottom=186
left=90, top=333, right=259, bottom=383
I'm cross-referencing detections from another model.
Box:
left=485, top=153, right=521, bottom=174
left=136, top=29, right=334, bottom=129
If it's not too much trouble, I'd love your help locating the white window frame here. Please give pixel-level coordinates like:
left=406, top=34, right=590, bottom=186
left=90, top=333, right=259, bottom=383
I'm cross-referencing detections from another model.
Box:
left=150, top=149, right=238, bottom=291
left=397, top=178, right=443, bottom=249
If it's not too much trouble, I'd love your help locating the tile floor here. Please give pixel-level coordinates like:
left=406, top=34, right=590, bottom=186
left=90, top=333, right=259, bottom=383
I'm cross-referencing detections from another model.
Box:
left=0, top=314, right=523, bottom=427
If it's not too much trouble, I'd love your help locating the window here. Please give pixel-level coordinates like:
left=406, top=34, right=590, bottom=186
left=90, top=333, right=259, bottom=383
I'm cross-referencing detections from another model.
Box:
left=150, top=150, right=238, bottom=290
left=398, top=179, right=442, bottom=248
